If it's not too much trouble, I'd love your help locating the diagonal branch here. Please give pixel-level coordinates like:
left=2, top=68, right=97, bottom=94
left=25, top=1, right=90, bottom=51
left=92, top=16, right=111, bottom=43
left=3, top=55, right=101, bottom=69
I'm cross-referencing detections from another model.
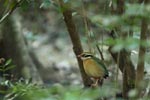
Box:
left=0, top=0, right=25, bottom=24
left=58, top=0, right=92, bottom=87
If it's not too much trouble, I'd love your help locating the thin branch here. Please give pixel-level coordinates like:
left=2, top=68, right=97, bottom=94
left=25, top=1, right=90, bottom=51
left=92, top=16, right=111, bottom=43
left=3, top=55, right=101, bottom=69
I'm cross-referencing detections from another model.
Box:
left=81, top=0, right=92, bottom=52
left=0, top=0, right=24, bottom=24
left=135, top=18, right=148, bottom=87
left=94, top=35, right=104, bottom=60
left=135, top=0, right=149, bottom=90
left=108, top=30, right=135, bottom=99
left=81, top=0, right=104, bottom=60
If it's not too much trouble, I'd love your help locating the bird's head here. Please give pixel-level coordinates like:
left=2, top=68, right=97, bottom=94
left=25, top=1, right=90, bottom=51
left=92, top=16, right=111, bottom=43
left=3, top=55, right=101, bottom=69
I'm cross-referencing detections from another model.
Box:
left=78, top=52, right=93, bottom=60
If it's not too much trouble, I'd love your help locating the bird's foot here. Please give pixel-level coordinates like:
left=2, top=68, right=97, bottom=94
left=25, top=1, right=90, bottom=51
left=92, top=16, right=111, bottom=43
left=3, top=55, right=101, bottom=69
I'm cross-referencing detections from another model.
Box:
left=91, top=83, right=98, bottom=88
left=91, top=80, right=99, bottom=88
left=90, top=78, right=99, bottom=88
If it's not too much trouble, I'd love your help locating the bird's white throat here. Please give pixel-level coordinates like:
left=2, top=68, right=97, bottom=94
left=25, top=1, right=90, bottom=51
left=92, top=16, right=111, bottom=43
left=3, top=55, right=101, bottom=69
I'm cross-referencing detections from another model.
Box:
left=81, top=56, right=91, bottom=60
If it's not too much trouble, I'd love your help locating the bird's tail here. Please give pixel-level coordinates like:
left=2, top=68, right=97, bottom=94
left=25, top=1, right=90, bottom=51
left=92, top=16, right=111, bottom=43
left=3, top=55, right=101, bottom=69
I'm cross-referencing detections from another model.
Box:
left=104, top=73, right=109, bottom=79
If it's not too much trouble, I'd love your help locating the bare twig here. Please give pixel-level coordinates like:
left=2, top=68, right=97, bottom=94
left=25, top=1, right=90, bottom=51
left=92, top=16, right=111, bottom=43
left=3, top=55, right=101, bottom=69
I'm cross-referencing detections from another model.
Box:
left=81, top=0, right=104, bottom=60
left=94, top=35, right=104, bottom=60
left=81, top=0, right=92, bottom=52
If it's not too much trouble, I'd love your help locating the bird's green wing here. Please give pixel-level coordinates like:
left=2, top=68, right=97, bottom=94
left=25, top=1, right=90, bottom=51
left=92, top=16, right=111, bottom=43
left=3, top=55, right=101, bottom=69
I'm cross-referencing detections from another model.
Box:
left=92, top=56, right=109, bottom=78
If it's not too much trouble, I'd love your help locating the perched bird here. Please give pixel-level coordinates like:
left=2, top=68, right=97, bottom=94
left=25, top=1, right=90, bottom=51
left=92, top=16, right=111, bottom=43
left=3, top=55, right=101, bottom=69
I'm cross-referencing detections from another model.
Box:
left=78, top=52, right=109, bottom=86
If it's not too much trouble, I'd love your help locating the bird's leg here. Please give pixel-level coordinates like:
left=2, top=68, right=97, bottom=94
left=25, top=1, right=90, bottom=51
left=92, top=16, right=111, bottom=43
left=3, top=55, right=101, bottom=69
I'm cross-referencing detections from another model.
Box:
left=98, top=79, right=103, bottom=86
left=91, top=78, right=99, bottom=87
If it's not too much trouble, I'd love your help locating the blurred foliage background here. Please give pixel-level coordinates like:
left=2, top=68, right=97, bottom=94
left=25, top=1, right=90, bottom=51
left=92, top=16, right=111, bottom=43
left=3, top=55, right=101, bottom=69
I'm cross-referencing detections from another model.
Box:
left=0, top=0, right=150, bottom=100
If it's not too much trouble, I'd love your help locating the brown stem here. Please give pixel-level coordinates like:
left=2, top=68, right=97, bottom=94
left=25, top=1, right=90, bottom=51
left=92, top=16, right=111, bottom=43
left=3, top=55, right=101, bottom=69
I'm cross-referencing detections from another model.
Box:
left=108, top=31, right=135, bottom=99
left=58, top=0, right=92, bottom=87
left=116, top=0, right=125, bottom=14
left=135, top=0, right=149, bottom=94
left=81, top=0, right=92, bottom=52
left=135, top=18, right=148, bottom=87
left=95, top=43, right=104, bottom=60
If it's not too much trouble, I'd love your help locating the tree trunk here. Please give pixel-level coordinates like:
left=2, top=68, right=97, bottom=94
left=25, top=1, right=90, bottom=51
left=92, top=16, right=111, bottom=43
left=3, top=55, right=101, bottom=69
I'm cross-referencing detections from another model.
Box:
left=108, top=0, right=136, bottom=98
left=135, top=0, right=148, bottom=96
left=135, top=18, right=148, bottom=87
left=58, top=0, right=92, bottom=87
left=0, top=14, right=43, bottom=84
left=108, top=31, right=135, bottom=99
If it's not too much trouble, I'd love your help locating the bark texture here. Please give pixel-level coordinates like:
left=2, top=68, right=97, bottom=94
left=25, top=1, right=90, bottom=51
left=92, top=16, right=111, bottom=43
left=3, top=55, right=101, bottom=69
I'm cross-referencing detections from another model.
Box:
left=58, top=0, right=92, bottom=87
left=135, top=0, right=149, bottom=92
left=0, top=14, right=43, bottom=84
left=108, top=0, right=136, bottom=98
left=135, top=18, right=148, bottom=87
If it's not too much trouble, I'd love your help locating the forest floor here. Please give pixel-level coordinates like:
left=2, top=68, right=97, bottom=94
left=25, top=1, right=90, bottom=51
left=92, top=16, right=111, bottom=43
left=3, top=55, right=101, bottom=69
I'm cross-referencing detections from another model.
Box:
left=22, top=6, right=150, bottom=87
left=29, top=33, right=82, bottom=85
left=20, top=7, right=83, bottom=85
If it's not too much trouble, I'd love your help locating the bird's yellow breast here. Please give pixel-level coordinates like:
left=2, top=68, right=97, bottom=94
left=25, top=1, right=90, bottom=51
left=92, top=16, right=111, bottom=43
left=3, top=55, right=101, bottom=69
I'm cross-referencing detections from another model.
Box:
left=83, top=58, right=104, bottom=78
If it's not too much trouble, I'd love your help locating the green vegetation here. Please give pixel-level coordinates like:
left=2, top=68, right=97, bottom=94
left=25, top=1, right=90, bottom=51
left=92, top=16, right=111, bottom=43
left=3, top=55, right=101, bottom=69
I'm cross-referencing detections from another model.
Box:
left=0, top=0, right=150, bottom=100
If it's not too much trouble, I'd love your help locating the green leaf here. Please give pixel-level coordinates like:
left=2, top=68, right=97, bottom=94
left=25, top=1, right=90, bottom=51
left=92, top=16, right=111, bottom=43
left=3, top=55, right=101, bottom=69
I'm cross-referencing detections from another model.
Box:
left=91, top=15, right=121, bottom=30
left=128, top=89, right=138, bottom=98
left=5, top=59, right=12, bottom=66
left=20, top=0, right=30, bottom=11
left=124, top=4, right=150, bottom=19
left=0, top=90, right=7, bottom=94
left=125, top=38, right=139, bottom=50
left=4, top=65, right=16, bottom=71
left=112, top=43, right=124, bottom=52
left=63, top=0, right=69, bottom=3
left=0, top=68, right=4, bottom=71
left=4, top=0, right=9, bottom=7
left=72, top=12, right=77, bottom=16
left=103, top=38, right=116, bottom=46
left=40, top=0, right=51, bottom=8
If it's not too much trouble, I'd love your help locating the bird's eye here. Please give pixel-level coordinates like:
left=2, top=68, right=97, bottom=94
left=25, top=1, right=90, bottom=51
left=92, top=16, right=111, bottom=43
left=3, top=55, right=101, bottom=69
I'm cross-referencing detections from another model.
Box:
left=84, top=55, right=91, bottom=57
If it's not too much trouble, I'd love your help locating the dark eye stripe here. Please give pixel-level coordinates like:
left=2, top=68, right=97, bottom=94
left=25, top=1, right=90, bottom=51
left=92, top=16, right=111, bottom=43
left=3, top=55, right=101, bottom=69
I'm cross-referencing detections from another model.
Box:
left=84, top=55, right=92, bottom=57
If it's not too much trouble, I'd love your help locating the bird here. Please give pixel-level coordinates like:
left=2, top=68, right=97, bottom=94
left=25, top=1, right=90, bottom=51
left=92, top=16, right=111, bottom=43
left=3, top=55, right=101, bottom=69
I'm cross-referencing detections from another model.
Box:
left=78, top=52, right=109, bottom=87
